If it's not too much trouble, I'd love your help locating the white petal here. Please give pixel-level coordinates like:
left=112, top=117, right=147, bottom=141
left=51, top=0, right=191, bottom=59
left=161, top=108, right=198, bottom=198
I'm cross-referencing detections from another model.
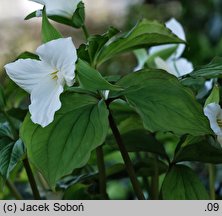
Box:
left=29, top=75, right=63, bottom=127
left=166, top=18, right=186, bottom=41
left=154, top=57, right=173, bottom=74
left=196, top=79, right=214, bottom=99
left=101, top=90, right=110, bottom=100
left=30, top=0, right=81, bottom=18
left=165, top=18, right=186, bottom=59
left=205, top=79, right=214, bottom=91
left=36, top=37, right=77, bottom=86
left=149, top=18, right=186, bottom=59
left=4, top=59, right=53, bottom=93
left=134, top=49, right=148, bottom=71
left=204, top=103, right=222, bottom=135
left=155, top=57, right=192, bottom=78
left=167, top=58, right=193, bottom=77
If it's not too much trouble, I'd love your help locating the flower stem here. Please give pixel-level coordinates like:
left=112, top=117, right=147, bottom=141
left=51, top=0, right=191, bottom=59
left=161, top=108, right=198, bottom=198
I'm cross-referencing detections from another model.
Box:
left=6, top=180, right=23, bottom=200
left=150, top=155, right=159, bottom=200
left=2, top=110, right=40, bottom=200
left=96, top=145, right=109, bottom=199
left=82, top=25, right=90, bottom=40
left=208, top=164, right=216, bottom=200
left=106, top=105, right=145, bottom=200
left=23, top=158, right=41, bottom=200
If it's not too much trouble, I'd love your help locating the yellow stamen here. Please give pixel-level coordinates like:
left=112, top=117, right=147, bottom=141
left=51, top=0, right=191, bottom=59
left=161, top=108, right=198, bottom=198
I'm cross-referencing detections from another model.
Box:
left=51, top=70, right=59, bottom=80
left=217, top=119, right=222, bottom=127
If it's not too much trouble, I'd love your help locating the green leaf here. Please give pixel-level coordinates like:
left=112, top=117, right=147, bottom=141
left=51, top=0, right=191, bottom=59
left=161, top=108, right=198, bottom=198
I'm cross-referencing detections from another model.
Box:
left=107, top=159, right=168, bottom=179
left=7, top=108, right=27, bottom=121
left=0, top=123, right=14, bottom=140
left=72, top=2, right=85, bottom=28
left=16, top=52, right=39, bottom=60
left=88, top=27, right=120, bottom=65
left=105, top=159, right=168, bottom=179
left=48, top=15, right=74, bottom=27
left=180, top=77, right=205, bottom=93
left=162, top=165, right=209, bottom=200
left=76, top=59, right=123, bottom=91
left=77, top=27, right=120, bottom=65
left=109, top=99, right=137, bottom=124
left=136, top=158, right=168, bottom=177
left=96, top=19, right=185, bottom=66
left=115, top=114, right=145, bottom=134
left=174, top=136, right=222, bottom=164
left=115, top=69, right=211, bottom=136
left=0, top=139, right=25, bottom=180
left=25, top=11, right=38, bottom=20
left=107, top=129, right=168, bottom=158
left=20, top=92, right=109, bottom=188
left=190, top=57, right=222, bottom=79
left=41, top=7, right=62, bottom=43
left=63, top=183, right=91, bottom=200
left=204, top=85, right=220, bottom=107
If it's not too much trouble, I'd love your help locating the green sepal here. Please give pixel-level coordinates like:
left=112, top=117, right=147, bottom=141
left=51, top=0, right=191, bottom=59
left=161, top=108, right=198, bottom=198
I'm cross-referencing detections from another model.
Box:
left=41, top=7, right=62, bottom=43
left=204, top=85, right=220, bottom=107
left=72, top=2, right=85, bottom=28
left=24, top=11, right=38, bottom=20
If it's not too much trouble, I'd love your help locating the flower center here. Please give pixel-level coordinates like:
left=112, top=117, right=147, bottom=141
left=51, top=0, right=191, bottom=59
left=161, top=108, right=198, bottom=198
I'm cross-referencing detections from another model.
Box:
left=51, top=70, right=59, bottom=80
left=217, top=119, right=222, bottom=127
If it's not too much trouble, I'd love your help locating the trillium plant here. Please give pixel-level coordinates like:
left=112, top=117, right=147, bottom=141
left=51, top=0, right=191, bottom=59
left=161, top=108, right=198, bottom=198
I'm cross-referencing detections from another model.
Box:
left=2, top=0, right=222, bottom=200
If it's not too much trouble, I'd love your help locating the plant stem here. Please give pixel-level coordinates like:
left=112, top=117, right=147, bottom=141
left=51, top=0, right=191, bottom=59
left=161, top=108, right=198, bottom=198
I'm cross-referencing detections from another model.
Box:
left=208, top=164, right=216, bottom=200
left=142, top=177, right=150, bottom=199
left=6, top=180, right=23, bottom=200
left=82, top=25, right=90, bottom=40
left=151, top=155, right=159, bottom=200
left=23, top=158, right=41, bottom=200
left=96, top=145, right=109, bottom=199
left=2, top=110, right=40, bottom=200
left=107, top=106, right=145, bottom=200
left=36, top=172, right=49, bottom=191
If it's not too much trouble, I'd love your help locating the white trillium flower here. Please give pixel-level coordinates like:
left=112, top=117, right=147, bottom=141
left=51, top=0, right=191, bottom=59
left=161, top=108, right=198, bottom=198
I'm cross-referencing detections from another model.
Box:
left=30, top=0, right=82, bottom=19
left=147, top=18, right=193, bottom=77
left=204, top=103, right=222, bottom=146
left=4, top=37, right=77, bottom=127
left=149, top=18, right=186, bottom=60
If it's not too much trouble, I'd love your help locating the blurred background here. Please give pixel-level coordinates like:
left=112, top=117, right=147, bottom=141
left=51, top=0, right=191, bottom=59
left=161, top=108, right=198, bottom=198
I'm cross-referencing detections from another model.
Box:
left=0, top=0, right=141, bottom=72
left=1, top=0, right=222, bottom=73
left=1, top=0, right=222, bottom=77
